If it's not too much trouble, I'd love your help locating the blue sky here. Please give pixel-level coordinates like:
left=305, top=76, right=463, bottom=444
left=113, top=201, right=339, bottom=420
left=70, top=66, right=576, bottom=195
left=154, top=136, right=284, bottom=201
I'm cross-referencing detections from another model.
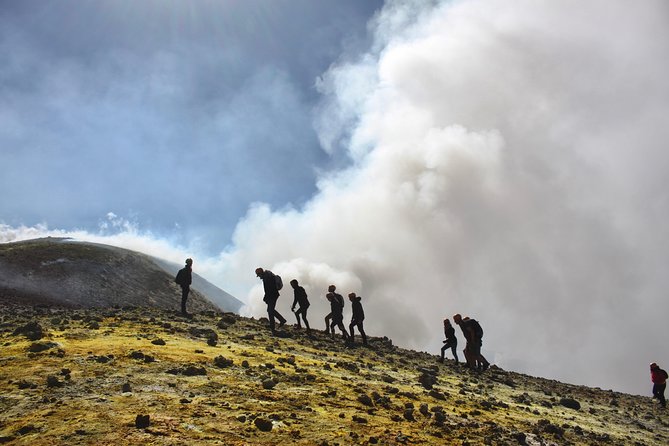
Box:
left=1, top=0, right=382, bottom=250
left=2, top=0, right=669, bottom=396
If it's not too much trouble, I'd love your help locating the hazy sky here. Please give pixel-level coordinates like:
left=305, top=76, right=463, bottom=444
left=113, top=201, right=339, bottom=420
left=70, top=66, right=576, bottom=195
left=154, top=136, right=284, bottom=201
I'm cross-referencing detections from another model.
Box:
left=3, top=0, right=669, bottom=397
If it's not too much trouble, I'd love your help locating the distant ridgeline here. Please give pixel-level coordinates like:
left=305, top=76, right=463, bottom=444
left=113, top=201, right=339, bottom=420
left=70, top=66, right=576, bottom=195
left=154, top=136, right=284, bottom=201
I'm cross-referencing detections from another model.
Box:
left=0, top=238, right=242, bottom=313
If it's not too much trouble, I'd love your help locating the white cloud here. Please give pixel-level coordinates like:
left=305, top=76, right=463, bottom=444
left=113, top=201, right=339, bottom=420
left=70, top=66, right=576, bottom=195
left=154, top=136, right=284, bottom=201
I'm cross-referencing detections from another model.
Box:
left=3, top=0, right=669, bottom=397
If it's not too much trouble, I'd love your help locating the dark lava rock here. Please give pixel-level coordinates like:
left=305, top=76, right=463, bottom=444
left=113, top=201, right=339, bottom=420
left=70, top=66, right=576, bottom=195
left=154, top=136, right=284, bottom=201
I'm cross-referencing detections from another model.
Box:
left=262, top=379, right=277, bottom=390
left=46, top=375, right=62, bottom=388
left=27, top=341, right=59, bottom=353
left=13, top=321, right=44, bottom=341
left=17, top=380, right=37, bottom=390
left=122, top=383, right=132, bottom=393
left=213, top=356, right=234, bottom=368
left=254, top=417, right=273, bottom=432
left=352, top=415, right=368, bottom=424
left=207, top=337, right=218, bottom=346
left=560, top=398, right=581, bottom=410
left=135, top=414, right=150, bottom=429
left=418, top=370, right=438, bottom=390
left=151, top=338, right=166, bottom=346
left=129, top=351, right=145, bottom=360
left=403, top=408, right=415, bottom=421
left=182, top=366, right=207, bottom=376
left=357, top=393, right=374, bottom=406
left=428, top=389, right=446, bottom=400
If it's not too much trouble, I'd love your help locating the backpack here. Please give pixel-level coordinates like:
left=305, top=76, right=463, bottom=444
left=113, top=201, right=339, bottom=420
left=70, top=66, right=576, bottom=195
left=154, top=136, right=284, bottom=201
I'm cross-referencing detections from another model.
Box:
left=470, top=319, right=483, bottom=339
left=275, top=274, right=283, bottom=291
left=662, top=369, right=669, bottom=381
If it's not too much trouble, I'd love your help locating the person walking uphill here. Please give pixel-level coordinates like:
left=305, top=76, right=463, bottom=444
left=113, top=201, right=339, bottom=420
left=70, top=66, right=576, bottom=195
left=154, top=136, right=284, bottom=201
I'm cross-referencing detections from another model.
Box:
left=347, top=293, right=367, bottom=346
left=453, top=313, right=489, bottom=371
left=255, top=267, right=287, bottom=334
left=439, top=318, right=458, bottom=364
left=175, top=258, right=193, bottom=316
left=290, top=279, right=311, bottom=334
left=324, top=285, right=339, bottom=334
left=650, top=362, right=668, bottom=408
left=327, top=292, right=349, bottom=341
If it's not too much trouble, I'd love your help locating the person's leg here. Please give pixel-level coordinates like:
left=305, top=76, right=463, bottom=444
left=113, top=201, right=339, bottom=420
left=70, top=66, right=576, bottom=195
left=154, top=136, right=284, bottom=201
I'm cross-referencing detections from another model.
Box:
left=181, top=286, right=189, bottom=314
left=659, top=383, right=667, bottom=407
left=325, top=313, right=332, bottom=334
left=267, top=301, right=276, bottom=331
left=294, top=308, right=302, bottom=327
left=451, top=342, right=459, bottom=363
left=338, top=321, right=349, bottom=339
left=301, top=308, right=311, bottom=331
left=440, top=344, right=447, bottom=361
left=358, top=321, right=367, bottom=345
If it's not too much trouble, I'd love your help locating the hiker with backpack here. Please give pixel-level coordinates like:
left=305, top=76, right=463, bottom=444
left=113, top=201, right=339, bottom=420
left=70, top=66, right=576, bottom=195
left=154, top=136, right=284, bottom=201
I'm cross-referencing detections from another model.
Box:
left=255, top=267, right=287, bottom=333
left=290, top=279, right=311, bottom=334
left=324, top=284, right=339, bottom=334
left=439, top=318, right=458, bottom=364
left=326, top=291, right=349, bottom=341
left=347, top=292, right=367, bottom=346
left=453, top=314, right=490, bottom=371
left=175, top=258, right=193, bottom=316
left=650, top=362, right=668, bottom=408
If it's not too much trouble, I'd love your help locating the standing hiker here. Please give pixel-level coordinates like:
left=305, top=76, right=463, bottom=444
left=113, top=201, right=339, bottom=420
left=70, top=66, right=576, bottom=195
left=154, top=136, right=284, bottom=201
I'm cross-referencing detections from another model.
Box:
left=290, top=279, right=311, bottom=334
left=175, top=258, right=193, bottom=316
left=324, top=285, right=338, bottom=334
left=650, top=362, right=668, bottom=408
left=453, top=314, right=490, bottom=371
left=439, top=318, right=458, bottom=363
left=255, top=267, right=287, bottom=333
left=327, top=292, right=349, bottom=341
left=347, top=292, right=367, bottom=346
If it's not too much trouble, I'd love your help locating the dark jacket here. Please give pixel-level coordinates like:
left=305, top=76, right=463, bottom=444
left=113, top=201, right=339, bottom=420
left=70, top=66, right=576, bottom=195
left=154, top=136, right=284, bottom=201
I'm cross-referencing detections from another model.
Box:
left=330, top=293, right=345, bottom=317
left=261, top=270, right=279, bottom=302
left=460, top=319, right=483, bottom=344
left=444, top=325, right=457, bottom=343
left=351, top=297, right=364, bottom=321
left=292, top=286, right=310, bottom=309
left=175, top=266, right=192, bottom=288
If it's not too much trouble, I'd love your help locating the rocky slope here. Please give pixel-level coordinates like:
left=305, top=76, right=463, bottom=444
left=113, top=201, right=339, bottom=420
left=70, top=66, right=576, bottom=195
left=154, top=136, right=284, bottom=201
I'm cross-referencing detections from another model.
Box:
left=0, top=238, right=242, bottom=313
left=1, top=304, right=667, bottom=445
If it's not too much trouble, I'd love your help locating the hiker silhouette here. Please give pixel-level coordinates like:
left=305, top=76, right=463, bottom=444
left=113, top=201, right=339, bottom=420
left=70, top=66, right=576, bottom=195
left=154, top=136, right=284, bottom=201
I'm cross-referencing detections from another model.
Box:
left=650, top=362, right=668, bottom=408
left=255, top=267, right=287, bottom=333
left=290, top=279, right=311, bottom=334
left=347, top=292, right=367, bottom=346
left=439, top=318, right=458, bottom=363
left=453, top=314, right=490, bottom=371
left=175, top=258, right=193, bottom=316
left=326, top=291, right=349, bottom=341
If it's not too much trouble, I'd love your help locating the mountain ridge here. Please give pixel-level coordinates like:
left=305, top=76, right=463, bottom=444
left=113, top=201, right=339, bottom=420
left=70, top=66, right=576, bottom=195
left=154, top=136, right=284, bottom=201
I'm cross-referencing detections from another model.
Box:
left=0, top=238, right=242, bottom=313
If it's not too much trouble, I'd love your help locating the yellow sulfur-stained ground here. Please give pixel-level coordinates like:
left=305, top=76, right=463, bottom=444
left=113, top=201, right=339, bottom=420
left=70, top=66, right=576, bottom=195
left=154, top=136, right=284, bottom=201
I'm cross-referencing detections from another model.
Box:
left=1, top=306, right=668, bottom=445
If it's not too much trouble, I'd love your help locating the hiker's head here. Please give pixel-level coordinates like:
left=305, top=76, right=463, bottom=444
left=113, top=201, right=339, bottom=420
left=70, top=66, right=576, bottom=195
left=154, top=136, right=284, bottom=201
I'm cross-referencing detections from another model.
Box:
left=443, top=318, right=450, bottom=326
left=185, top=258, right=193, bottom=266
left=290, top=279, right=298, bottom=288
left=255, top=267, right=264, bottom=278
left=651, top=362, right=659, bottom=370
left=453, top=314, right=463, bottom=324
left=328, top=284, right=336, bottom=292
left=348, top=292, right=356, bottom=300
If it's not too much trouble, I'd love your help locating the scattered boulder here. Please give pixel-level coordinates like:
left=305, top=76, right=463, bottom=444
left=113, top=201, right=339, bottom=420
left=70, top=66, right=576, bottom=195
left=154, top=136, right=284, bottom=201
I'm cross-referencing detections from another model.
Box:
left=27, top=341, right=59, bottom=353
left=357, top=393, right=374, bottom=407
left=151, top=338, right=166, bottom=346
left=417, top=368, right=438, bottom=390
left=182, top=366, right=207, bottom=376
left=46, top=375, right=62, bottom=388
left=13, top=321, right=44, bottom=341
left=135, top=414, right=150, bottom=429
left=122, top=383, right=132, bottom=393
left=262, top=379, right=277, bottom=390
left=560, top=398, right=581, bottom=410
left=213, top=356, right=233, bottom=368
left=254, top=417, right=273, bottom=432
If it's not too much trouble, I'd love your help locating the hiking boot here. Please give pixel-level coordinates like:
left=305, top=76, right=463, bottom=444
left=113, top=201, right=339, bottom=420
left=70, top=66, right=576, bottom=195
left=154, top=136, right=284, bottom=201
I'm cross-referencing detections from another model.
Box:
left=278, top=320, right=286, bottom=329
